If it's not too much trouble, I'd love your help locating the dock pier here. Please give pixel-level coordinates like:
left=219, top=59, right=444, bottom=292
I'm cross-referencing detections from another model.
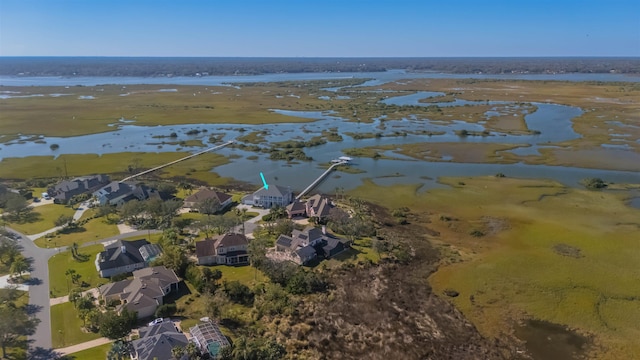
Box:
left=296, top=159, right=350, bottom=200
left=120, top=140, right=235, bottom=182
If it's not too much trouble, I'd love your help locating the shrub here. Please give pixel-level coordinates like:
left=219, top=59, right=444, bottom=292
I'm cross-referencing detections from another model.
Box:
left=470, top=230, right=485, bottom=238
left=581, top=177, right=607, bottom=190
left=154, top=303, right=176, bottom=318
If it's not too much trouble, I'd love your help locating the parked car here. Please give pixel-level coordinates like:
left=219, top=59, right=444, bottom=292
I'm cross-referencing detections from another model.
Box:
left=148, top=318, right=164, bottom=326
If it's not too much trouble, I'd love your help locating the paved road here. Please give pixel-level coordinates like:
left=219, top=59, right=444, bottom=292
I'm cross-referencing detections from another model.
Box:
left=233, top=204, right=270, bottom=238
left=5, top=227, right=58, bottom=350
left=4, top=225, right=160, bottom=353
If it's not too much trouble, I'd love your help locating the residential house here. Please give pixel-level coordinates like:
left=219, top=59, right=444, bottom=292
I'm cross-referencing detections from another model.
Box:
left=275, top=226, right=347, bottom=265
left=286, top=200, right=307, bottom=218
left=95, top=239, right=162, bottom=278
left=131, top=321, right=188, bottom=360
left=241, top=184, right=293, bottom=208
left=99, top=266, right=180, bottom=319
left=189, top=319, right=230, bottom=359
left=48, top=174, right=110, bottom=204
left=184, top=187, right=232, bottom=211
left=275, top=226, right=324, bottom=265
left=195, top=233, right=249, bottom=266
left=305, top=194, right=333, bottom=220
left=321, top=237, right=346, bottom=258
left=92, top=181, right=157, bottom=206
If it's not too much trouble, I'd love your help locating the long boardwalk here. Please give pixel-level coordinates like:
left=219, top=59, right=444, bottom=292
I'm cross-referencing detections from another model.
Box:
left=295, top=161, right=347, bottom=200
left=120, top=140, right=235, bottom=182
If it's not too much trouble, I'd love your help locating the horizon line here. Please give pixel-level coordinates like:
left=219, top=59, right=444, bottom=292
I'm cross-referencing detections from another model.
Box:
left=1, top=55, right=639, bottom=59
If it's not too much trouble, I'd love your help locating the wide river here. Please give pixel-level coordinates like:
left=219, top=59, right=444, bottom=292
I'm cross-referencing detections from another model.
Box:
left=1, top=70, right=638, bottom=193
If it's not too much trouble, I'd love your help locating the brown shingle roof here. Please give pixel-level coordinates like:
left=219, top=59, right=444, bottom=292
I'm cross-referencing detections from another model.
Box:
left=213, top=233, right=248, bottom=248
left=195, top=239, right=216, bottom=258
left=185, top=188, right=231, bottom=205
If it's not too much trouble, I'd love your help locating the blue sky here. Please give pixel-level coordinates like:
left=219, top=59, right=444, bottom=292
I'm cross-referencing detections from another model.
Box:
left=1, top=0, right=639, bottom=57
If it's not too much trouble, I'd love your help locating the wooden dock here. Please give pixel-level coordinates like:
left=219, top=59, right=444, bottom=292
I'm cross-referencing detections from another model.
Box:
left=120, top=140, right=235, bottom=182
left=295, top=161, right=347, bottom=200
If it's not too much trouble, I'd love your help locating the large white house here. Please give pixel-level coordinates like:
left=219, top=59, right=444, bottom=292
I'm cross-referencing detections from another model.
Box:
left=241, top=184, right=293, bottom=208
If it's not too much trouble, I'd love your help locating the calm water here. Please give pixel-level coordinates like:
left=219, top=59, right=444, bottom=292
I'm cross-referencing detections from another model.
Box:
left=0, top=71, right=638, bottom=192
left=1, top=69, right=639, bottom=87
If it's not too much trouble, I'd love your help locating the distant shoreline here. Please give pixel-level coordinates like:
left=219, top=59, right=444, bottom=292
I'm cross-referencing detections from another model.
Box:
left=1, top=56, right=639, bottom=76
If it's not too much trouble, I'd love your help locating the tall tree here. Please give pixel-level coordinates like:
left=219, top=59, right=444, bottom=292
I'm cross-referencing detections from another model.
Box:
left=171, top=346, right=185, bottom=360
left=0, top=237, right=21, bottom=266
left=54, top=214, right=75, bottom=228
left=107, top=340, right=131, bottom=360
left=97, top=204, right=117, bottom=222
left=159, top=245, right=189, bottom=277
left=65, top=268, right=81, bottom=285
left=179, top=182, right=193, bottom=196
left=210, top=215, right=235, bottom=236
left=99, top=310, right=135, bottom=340
left=119, top=200, right=146, bottom=227
left=9, top=255, right=31, bottom=279
left=247, top=237, right=268, bottom=270
left=154, top=199, right=184, bottom=229
left=197, top=197, right=221, bottom=217
left=4, top=194, right=33, bottom=222
left=0, top=297, right=40, bottom=357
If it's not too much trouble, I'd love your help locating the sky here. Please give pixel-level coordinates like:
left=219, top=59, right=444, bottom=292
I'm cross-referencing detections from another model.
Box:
left=0, top=0, right=639, bottom=57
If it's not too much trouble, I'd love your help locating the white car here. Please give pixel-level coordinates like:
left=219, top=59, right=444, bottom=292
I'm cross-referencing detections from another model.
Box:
left=148, top=318, right=164, bottom=326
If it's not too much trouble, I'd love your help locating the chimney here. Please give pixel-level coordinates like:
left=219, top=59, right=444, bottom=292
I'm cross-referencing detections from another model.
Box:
left=121, top=245, right=126, bottom=253
left=322, top=225, right=326, bottom=235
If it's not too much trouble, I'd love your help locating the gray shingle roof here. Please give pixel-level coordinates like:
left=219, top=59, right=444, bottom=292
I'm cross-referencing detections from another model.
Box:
left=254, top=184, right=291, bottom=198
left=276, top=234, right=294, bottom=249
left=295, top=245, right=317, bottom=259
left=97, top=239, right=149, bottom=271
left=133, top=322, right=188, bottom=360
left=185, top=188, right=232, bottom=205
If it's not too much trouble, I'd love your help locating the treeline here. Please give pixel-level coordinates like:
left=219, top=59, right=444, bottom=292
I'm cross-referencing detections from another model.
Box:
left=1, top=57, right=639, bottom=76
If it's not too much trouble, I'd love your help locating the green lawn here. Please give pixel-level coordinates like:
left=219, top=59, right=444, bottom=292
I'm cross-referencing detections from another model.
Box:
left=214, top=264, right=267, bottom=287
left=63, top=342, right=111, bottom=360
left=120, top=233, right=163, bottom=244
left=49, top=244, right=108, bottom=298
left=35, top=214, right=120, bottom=248
left=6, top=204, right=76, bottom=235
left=51, top=302, right=101, bottom=348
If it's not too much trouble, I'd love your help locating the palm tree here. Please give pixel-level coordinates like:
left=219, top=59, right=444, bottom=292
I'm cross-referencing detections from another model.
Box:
left=70, top=242, right=79, bottom=258
left=179, top=182, right=193, bottom=196
left=171, top=345, right=185, bottom=360
left=10, top=255, right=30, bottom=279
left=107, top=340, right=130, bottom=360
left=185, top=342, right=200, bottom=358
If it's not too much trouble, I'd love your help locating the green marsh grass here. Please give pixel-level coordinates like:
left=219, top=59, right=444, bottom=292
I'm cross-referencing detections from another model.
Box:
left=350, top=177, right=640, bottom=359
